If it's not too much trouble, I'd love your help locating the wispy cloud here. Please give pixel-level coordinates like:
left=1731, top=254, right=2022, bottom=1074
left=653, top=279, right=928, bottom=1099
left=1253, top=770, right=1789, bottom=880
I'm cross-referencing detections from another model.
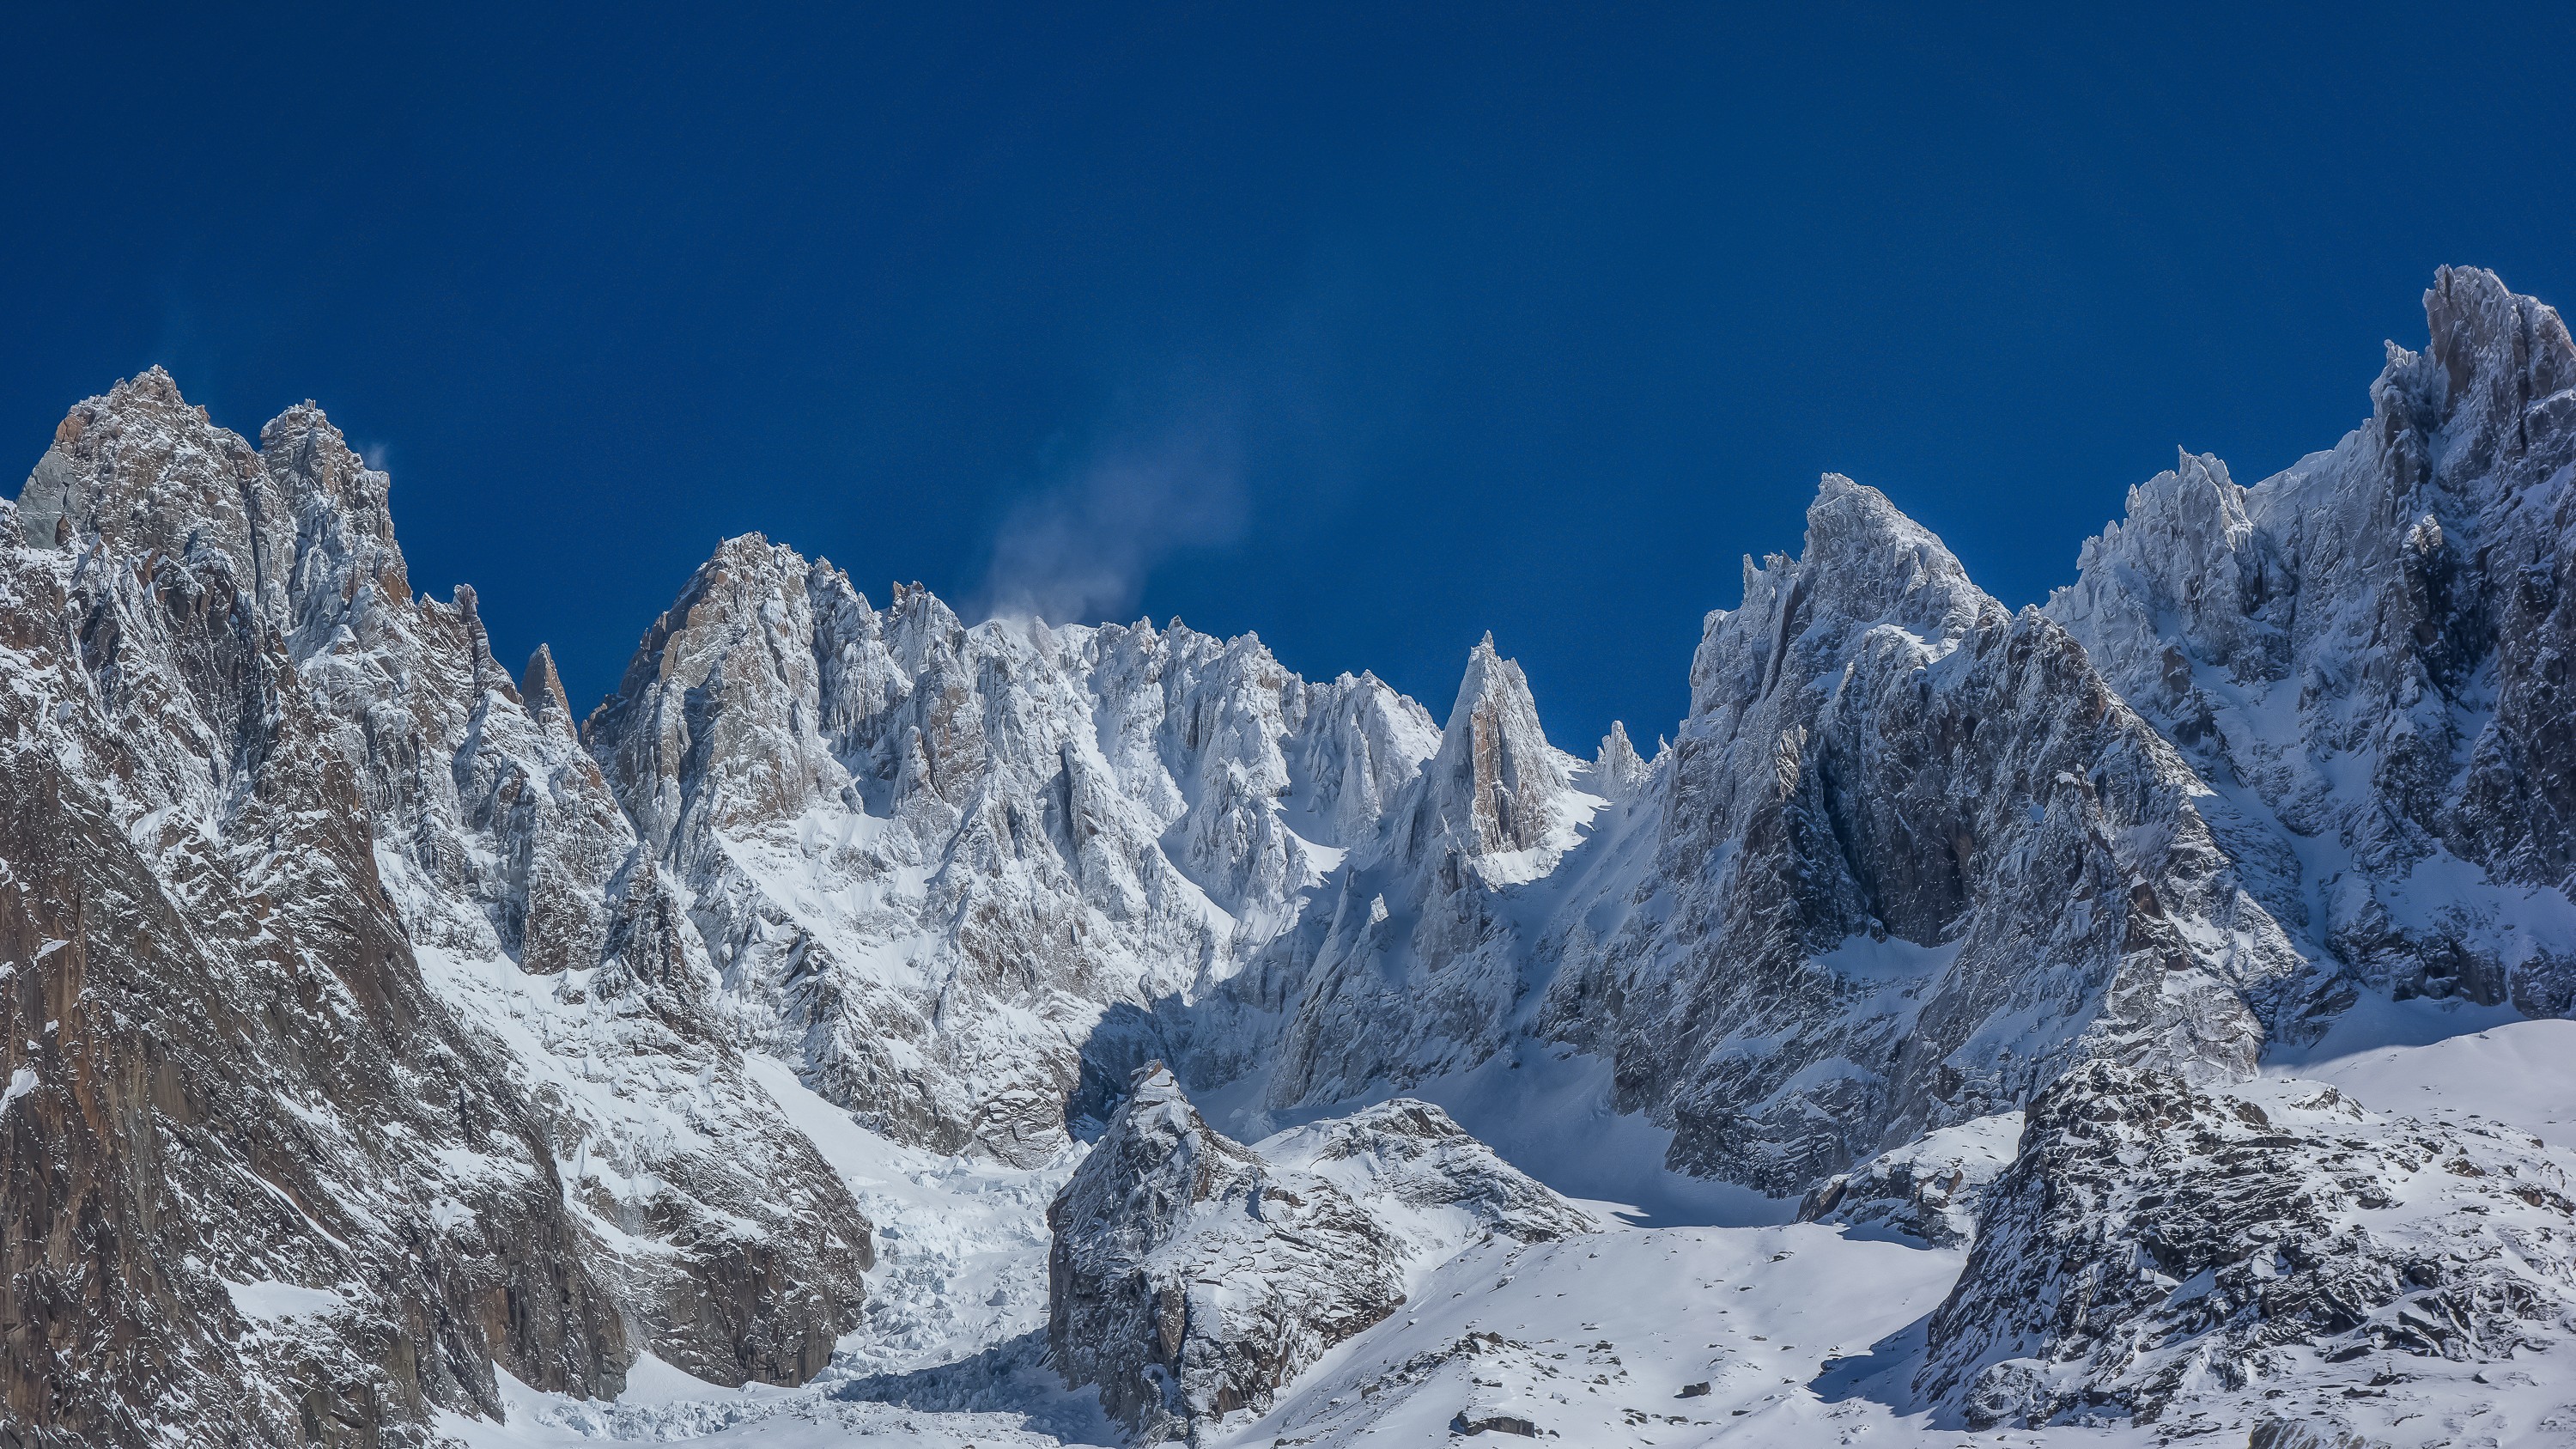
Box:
left=972, top=402, right=1247, bottom=626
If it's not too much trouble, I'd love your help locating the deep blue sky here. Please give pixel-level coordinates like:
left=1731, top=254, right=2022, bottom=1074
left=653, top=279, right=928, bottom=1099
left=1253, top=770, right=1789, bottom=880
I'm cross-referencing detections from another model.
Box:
left=9, top=5, right=2576, bottom=751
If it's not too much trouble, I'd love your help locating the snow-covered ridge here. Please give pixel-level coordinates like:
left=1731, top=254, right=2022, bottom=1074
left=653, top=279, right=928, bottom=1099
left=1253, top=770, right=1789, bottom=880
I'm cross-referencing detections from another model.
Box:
left=576, top=530, right=1448, bottom=1163
left=2053, top=265, right=2576, bottom=1020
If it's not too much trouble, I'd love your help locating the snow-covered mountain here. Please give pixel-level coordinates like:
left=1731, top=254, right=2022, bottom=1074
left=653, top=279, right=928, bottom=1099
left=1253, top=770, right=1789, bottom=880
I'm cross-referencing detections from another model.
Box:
left=7, top=267, right=2576, bottom=1448
left=2052, top=265, right=2576, bottom=1018
left=2, top=374, right=872, bottom=1444
left=578, top=533, right=1441, bottom=1165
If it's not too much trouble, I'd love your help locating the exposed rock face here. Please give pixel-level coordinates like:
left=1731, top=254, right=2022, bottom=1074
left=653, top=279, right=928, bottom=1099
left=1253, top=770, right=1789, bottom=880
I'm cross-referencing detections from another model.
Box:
left=3, top=371, right=871, bottom=1444
left=2053, top=266, right=2576, bottom=1017
left=1046, top=1066, right=1406, bottom=1443
left=1917, top=1063, right=2576, bottom=1428
left=1419, top=635, right=1575, bottom=862
left=1532, top=477, right=2309, bottom=1192
left=0, top=372, right=625, bottom=1445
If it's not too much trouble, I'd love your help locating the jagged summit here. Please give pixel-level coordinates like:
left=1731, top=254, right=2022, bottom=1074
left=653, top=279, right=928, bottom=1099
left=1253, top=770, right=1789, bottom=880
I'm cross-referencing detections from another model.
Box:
left=523, top=642, right=574, bottom=731
left=1592, top=718, right=1651, bottom=801
left=570, top=524, right=1449, bottom=1162
left=1407, top=631, right=1576, bottom=864
left=1, top=377, right=876, bottom=1443
left=2053, top=260, right=2576, bottom=1014
left=1544, top=453, right=2312, bottom=1190
left=15, top=369, right=420, bottom=661
left=2414, top=262, right=2576, bottom=478
left=1693, top=475, right=2004, bottom=725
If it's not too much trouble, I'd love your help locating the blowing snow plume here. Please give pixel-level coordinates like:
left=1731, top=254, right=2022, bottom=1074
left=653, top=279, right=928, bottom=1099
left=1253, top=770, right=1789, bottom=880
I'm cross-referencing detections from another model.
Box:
left=973, top=411, right=1246, bottom=625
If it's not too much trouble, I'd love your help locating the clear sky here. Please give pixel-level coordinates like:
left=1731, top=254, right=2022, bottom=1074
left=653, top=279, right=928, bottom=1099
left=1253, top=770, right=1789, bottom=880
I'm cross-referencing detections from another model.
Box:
left=9, top=3, right=2575, bottom=751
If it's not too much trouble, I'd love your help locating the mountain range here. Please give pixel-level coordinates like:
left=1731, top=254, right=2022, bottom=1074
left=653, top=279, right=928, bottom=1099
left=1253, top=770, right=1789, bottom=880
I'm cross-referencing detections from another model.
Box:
left=6, top=266, right=2575, bottom=1448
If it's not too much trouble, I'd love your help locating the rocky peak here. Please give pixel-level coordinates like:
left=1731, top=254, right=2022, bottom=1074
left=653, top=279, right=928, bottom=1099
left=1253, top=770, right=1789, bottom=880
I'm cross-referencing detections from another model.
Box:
left=255, top=402, right=409, bottom=652
left=1282, top=669, right=1441, bottom=849
left=258, top=402, right=397, bottom=548
left=2052, top=266, right=2576, bottom=1013
left=2414, top=263, right=2576, bottom=480
left=1795, top=473, right=1993, bottom=635
left=1249, top=639, right=1582, bottom=1117
left=1055, top=1064, right=1256, bottom=1251
left=1592, top=719, right=1651, bottom=801
left=1692, top=475, right=2002, bottom=721
left=1406, top=633, right=1574, bottom=867
left=586, top=532, right=846, bottom=853
left=15, top=367, right=277, bottom=611
left=11, top=369, right=423, bottom=669
left=1539, top=469, right=2303, bottom=1191
left=120, top=361, right=186, bottom=406
left=2060, top=448, right=2291, bottom=703
left=523, top=642, right=575, bottom=734
left=574, top=533, right=1455, bottom=1165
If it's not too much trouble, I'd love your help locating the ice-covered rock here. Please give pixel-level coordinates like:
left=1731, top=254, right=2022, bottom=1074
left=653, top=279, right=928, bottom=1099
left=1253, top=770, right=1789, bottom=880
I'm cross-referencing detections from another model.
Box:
left=1918, top=1062, right=2576, bottom=1428
left=1046, top=1065, right=1405, bottom=1442
left=1591, top=720, right=1655, bottom=803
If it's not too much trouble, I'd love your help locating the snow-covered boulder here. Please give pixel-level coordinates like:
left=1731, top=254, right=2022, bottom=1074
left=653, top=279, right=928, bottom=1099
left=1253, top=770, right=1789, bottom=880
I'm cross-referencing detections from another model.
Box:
left=1795, top=1110, right=2021, bottom=1247
left=1047, top=1065, right=1406, bottom=1442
